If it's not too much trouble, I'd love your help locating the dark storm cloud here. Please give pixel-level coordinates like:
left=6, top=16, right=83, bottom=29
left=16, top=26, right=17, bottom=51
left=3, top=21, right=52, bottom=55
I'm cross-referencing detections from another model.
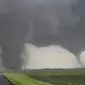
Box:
left=0, top=0, right=85, bottom=69
left=24, top=0, right=85, bottom=66
left=24, top=0, right=80, bottom=42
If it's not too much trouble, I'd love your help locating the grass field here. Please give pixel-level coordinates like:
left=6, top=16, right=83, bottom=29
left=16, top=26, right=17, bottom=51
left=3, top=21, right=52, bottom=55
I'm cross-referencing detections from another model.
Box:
left=4, top=72, right=53, bottom=85
left=2, top=69, right=85, bottom=85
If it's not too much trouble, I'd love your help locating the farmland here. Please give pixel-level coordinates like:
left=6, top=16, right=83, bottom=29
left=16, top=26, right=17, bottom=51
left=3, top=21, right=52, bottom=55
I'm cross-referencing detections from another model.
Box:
left=1, top=68, right=85, bottom=85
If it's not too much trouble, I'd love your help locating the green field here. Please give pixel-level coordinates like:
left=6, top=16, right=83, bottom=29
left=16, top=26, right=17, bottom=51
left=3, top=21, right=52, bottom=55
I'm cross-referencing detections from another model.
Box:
left=27, top=69, right=85, bottom=76
left=4, top=72, right=52, bottom=85
left=2, top=69, right=85, bottom=85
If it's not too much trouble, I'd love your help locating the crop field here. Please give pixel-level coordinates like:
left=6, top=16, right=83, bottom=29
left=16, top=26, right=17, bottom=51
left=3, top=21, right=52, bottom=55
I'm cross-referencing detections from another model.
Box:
left=2, top=69, right=85, bottom=85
